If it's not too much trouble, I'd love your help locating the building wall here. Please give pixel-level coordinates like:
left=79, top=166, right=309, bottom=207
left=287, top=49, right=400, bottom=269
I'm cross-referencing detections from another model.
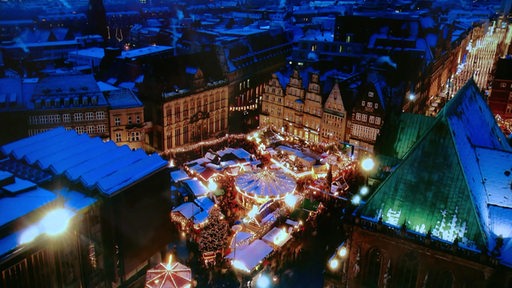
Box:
left=321, top=81, right=347, bottom=143
left=489, top=78, right=512, bottom=118
left=345, top=224, right=512, bottom=288
left=349, top=81, right=385, bottom=153
left=260, top=73, right=285, bottom=131
left=109, top=106, right=145, bottom=150
left=303, top=73, right=322, bottom=143
left=283, top=70, right=305, bottom=138
left=162, top=84, right=229, bottom=154
left=28, top=97, right=109, bottom=139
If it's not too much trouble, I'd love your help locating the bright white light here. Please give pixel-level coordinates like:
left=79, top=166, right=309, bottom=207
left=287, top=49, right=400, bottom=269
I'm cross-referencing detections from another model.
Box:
left=328, top=258, right=340, bottom=271
left=208, top=179, right=217, bottom=191
left=338, top=246, right=348, bottom=258
left=360, top=186, right=369, bottom=196
left=248, top=205, right=259, bottom=219
left=255, top=273, right=271, bottom=288
left=284, top=193, right=298, bottom=209
left=40, top=208, right=74, bottom=236
left=273, top=228, right=289, bottom=246
left=361, top=158, right=375, bottom=171
left=408, top=93, right=415, bottom=101
left=232, top=259, right=250, bottom=273
left=19, top=225, right=41, bottom=244
left=351, top=195, right=361, bottom=205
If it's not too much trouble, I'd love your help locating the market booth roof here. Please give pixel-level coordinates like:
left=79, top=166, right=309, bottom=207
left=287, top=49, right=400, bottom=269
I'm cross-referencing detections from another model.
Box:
left=145, top=257, right=192, bottom=288
left=235, top=169, right=296, bottom=201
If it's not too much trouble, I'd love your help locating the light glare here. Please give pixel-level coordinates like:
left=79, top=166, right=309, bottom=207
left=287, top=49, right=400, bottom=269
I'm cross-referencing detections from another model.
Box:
left=40, top=208, right=74, bottom=236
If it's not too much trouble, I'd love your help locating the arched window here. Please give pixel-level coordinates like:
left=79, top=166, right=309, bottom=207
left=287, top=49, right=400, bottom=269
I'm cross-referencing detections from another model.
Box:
left=365, top=248, right=382, bottom=288
left=394, top=252, right=418, bottom=288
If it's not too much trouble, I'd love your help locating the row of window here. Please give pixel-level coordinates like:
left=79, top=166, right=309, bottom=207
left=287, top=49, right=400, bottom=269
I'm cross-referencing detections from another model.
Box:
left=75, top=125, right=106, bottom=134
left=166, top=98, right=227, bottom=122
left=361, top=101, right=379, bottom=109
left=166, top=116, right=226, bottom=149
left=114, top=131, right=141, bottom=142
left=351, top=124, right=379, bottom=141
left=113, top=114, right=142, bottom=126
left=29, top=111, right=106, bottom=125
left=355, top=113, right=382, bottom=125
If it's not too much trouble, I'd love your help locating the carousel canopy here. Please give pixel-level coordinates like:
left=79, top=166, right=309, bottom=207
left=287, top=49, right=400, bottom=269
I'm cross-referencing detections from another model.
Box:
left=145, top=258, right=192, bottom=288
left=235, top=169, right=296, bottom=200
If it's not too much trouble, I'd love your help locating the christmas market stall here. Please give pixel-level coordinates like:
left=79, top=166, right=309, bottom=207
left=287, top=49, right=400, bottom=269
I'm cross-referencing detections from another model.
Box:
left=234, top=169, right=296, bottom=206
left=145, top=256, right=192, bottom=288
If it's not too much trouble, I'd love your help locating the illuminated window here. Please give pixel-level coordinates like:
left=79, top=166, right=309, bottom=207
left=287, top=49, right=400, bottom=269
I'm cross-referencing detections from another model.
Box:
left=74, top=113, right=83, bottom=122
left=130, top=132, right=140, bottom=141
left=96, top=111, right=105, bottom=120
left=85, top=112, right=94, bottom=121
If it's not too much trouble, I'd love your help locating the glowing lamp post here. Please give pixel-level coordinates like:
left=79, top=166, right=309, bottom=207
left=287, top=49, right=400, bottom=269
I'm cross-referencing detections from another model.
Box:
left=361, top=157, right=375, bottom=185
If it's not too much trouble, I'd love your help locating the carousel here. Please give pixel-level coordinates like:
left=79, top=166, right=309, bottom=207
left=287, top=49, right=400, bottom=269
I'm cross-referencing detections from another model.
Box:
left=234, top=169, right=297, bottom=206
left=145, top=256, right=192, bottom=288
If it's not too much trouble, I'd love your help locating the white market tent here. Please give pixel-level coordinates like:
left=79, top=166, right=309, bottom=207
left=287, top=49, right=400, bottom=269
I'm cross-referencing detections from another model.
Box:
left=262, top=227, right=292, bottom=248
left=226, top=239, right=273, bottom=273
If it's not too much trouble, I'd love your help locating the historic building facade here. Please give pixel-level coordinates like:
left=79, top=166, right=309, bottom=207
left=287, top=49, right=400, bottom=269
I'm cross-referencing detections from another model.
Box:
left=162, top=79, right=229, bottom=153
left=320, top=81, right=348, bottom=143
left=260, top=68, right=354, bottom=145
left=348, top=74, right=386, bottom=153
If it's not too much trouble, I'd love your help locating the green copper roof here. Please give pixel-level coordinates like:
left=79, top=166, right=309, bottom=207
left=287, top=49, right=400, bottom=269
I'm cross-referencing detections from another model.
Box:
left=376, top=112, right=435, bottom=159
left=362, top=118, right=485, bottom=248
left=361, top=79, right=503, bottom=249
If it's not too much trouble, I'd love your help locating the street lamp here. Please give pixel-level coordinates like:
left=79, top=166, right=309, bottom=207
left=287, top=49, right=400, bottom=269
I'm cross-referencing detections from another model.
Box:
left=361, top=157, right=375, bottom=185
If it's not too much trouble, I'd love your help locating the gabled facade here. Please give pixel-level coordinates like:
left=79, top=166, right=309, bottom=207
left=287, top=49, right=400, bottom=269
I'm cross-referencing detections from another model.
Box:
left=349, top=73, right=387, bottom=153
left=260, top=73, right=285, bottom=130
left=321, top=81, right=348, bottom=143
left=283, top=69, right=306, bottom=138
left=344, top=79, right=512, bottom=288
left=303, top=73, right=323, bottom=142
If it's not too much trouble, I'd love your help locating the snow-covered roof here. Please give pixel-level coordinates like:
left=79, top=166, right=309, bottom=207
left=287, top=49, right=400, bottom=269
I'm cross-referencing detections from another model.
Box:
left=0, top=182, right=56, bottom=227
left=170, top=169, right=190, bottom=183
left=172, top=202, right=201, bottom=220
left=362, top=79, right=512, bottom=267
left=2, top=128, right=167, bottom=197
left=262, top=227, right=292, bottom=247
left=194, top=196, right=215, bottom=212
left=182, top=179, right=209, bottom=197
left=226, top=239, right=273, bottom=272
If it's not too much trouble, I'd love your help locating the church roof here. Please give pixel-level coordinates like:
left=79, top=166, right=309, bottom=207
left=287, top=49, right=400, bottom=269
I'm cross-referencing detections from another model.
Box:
left=360, top=79, right=512, bottom=266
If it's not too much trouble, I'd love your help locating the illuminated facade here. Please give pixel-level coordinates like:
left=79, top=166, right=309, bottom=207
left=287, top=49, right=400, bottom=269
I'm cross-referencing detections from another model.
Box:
left=321, top=81, right=348, bottom=143
left=105, top=88, right=145, bottom=151
left=261, top=68, right=353, bottom=145
left=162, top=81, right=229, bottom=153
left=348, top=74, right=386, bottom=153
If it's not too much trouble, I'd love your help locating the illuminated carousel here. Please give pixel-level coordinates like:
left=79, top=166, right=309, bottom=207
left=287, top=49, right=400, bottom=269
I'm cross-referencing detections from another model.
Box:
left=234, top=169, right=297, bottom=206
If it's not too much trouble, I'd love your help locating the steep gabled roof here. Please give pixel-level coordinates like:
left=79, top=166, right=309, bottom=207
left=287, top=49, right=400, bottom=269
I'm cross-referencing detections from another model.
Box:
left=360, top=79, right=512, bottom=261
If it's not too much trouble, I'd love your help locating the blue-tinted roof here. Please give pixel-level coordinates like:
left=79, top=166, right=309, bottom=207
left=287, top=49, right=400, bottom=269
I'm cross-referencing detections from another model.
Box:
left=3, top=128, right=168, bottom=197
left=0, top=183, right=56, bottom=227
